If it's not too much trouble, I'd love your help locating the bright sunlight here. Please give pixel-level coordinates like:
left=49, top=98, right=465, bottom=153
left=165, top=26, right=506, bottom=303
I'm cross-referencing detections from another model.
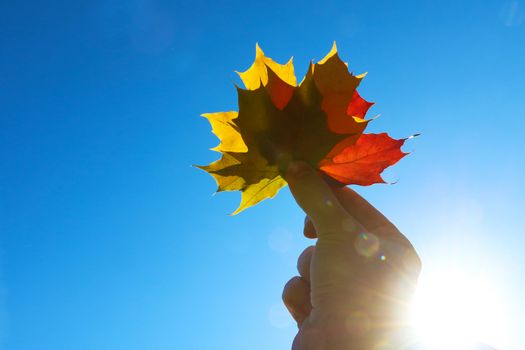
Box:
left=411, top=266, right=508, bottom=349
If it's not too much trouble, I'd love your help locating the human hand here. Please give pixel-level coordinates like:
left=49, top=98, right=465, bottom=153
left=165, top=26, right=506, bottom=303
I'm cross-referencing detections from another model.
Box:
left=283, top=161, right=422, bottom=350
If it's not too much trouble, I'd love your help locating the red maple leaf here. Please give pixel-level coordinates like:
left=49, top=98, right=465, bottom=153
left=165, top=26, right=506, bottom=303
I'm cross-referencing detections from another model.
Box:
left=320, top=133, right=409, bottom=186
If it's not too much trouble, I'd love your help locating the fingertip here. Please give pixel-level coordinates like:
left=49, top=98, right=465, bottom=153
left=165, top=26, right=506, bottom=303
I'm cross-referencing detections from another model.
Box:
left=303, top=216, right=317, bottom=239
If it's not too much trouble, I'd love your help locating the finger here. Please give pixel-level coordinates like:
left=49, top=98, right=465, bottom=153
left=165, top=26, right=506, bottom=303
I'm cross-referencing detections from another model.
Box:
left=330, top=185, right=421, bottom=276
left=282, top=276, right=312, bottom=326
left=331, top=186, right=413, bottom=247
left=303, top=185, right=405, bottom=242
left=286, top=161, right=360, bottom=237
left=303, top=216, right=317, bottom=239
left=331, top=186, right=394, bottom=233
left=297, top=245, right=315, bottom=282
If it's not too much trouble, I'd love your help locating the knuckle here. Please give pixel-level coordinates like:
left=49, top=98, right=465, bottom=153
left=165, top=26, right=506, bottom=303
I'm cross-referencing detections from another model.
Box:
left=282, top=276, right=303, bottom=302
left=297, top=246, right=315, bottom=281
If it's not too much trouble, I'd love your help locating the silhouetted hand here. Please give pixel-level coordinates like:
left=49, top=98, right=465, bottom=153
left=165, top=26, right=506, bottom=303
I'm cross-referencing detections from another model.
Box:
left=283, top=161, right=422, bottom=350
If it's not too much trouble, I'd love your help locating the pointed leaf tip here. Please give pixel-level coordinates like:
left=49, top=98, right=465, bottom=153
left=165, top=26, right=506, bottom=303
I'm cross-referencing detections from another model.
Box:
left=237, top=44, right=297, bottom=90
left=201, top=111, right=248, bottom=153
left=255, top=43, right=264, bottom=57
left=318, top=41, right=339, bottom=65
left=230, top=176, right=287, bottom=215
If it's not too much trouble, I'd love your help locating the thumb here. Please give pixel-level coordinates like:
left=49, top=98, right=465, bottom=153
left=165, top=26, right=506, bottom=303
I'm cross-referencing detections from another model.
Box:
left=286, top=161, right=359, bottom=237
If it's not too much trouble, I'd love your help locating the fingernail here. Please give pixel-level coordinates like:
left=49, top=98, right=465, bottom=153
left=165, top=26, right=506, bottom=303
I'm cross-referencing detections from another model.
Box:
left=303, top=217, right=317, bottom=239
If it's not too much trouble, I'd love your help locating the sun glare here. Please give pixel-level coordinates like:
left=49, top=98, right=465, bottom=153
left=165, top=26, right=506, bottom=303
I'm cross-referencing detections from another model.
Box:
left=411, top=267, right=507, bottom=349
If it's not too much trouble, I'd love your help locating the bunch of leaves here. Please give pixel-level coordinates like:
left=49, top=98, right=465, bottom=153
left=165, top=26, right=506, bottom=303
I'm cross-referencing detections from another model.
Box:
left=197, top=43, right=411, bottom=214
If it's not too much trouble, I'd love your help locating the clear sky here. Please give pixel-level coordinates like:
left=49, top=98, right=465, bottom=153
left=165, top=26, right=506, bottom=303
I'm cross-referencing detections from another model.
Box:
left=2, top=0, right=525, bottom=349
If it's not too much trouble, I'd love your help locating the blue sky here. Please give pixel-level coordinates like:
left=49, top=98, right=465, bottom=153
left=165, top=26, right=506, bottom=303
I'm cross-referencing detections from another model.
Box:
left=1, top=0, right=525, bottom=349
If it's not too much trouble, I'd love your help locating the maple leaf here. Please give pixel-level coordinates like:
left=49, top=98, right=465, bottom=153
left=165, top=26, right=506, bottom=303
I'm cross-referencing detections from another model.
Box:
left=198, top=43, right=411, bottom=214
left=320, top=133, right=409, bottom=186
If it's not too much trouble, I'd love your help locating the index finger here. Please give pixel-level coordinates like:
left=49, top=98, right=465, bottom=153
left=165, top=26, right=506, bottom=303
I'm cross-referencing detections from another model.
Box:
left=332, top=186, right=391, bottom=231
left=330, top=185, right=413, bottom=247
left=286, top=161, right=362, bottom=238
left=303, top=185, right=413, bottom=247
